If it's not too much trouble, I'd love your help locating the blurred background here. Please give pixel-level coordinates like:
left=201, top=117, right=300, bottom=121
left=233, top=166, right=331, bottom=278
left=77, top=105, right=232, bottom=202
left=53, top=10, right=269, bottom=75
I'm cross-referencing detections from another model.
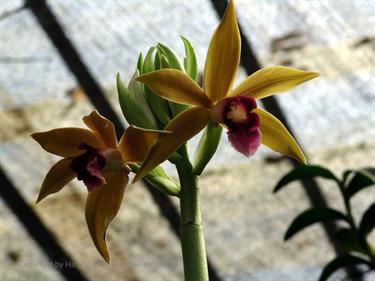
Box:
left=0, top=0, right=374, bottom=280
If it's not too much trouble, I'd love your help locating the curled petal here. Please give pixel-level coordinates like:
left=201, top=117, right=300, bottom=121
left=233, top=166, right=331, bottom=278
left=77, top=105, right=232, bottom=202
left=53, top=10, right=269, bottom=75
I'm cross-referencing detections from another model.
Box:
left=254, top=108, right=306, bottom=163
left=228, top=127, right=261, bottom=157
left=36, top=158, right=76, bottom=203
left=204, top=0, right=241, bottom=102
left=32, top=128, right=107, bottom=157
left=231, top=66, right=319, bottom=100
left=134, top=107, right=211, bottom=182
left=83, top=111, right=117, bottom=148
left=85, top=170, right=128, bottom=263
left=136, top=69, right=211, bottom=107
left=118, top=126, right=171, bottom=163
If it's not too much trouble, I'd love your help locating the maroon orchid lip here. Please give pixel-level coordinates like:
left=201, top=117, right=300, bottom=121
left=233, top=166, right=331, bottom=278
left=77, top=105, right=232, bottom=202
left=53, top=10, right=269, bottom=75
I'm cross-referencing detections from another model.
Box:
left=70, top=144, right=107, bottom=191
left=212, top=95, right=261, bottom=157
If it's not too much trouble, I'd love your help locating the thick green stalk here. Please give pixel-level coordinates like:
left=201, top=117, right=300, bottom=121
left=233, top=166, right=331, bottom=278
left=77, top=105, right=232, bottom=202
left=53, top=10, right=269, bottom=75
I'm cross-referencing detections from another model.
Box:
left=176, top=147, right=209, bottom=281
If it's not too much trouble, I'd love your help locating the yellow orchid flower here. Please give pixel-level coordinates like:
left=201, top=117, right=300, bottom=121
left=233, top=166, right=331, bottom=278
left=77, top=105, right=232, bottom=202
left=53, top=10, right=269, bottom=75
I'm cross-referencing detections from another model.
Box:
left=133, top=0, right=319, bottom=182
left=32, top=111, right=168, bottom=263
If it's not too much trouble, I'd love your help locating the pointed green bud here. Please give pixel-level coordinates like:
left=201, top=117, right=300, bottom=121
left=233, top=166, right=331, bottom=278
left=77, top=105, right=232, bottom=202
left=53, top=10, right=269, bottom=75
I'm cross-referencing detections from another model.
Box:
left=181, top=36, right=198, bottom=81
left=137, top=52, right=144, bottom=74
left=160, top=54, right=171, bottom=69
left=142, top=47, right=171, bottom=127
left=130, top=164, right=180, bottom=197
left=193, top=122, right=223, bottom=175
left=157, top=43, right=183, bottom=70
left=117, top=73, right=157, bottom=129
left=128, top=69, right=158, bottom=126
left=154, top=51, right=162, bottom=70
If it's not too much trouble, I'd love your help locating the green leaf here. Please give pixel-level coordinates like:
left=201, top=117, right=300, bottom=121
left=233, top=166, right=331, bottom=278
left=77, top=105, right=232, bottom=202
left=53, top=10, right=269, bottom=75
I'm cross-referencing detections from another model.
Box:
left=116, top=73, right=157, bottom=129
left=335, top=228, right=366, bottom=254
left=130, top=164, right=180, bottom=197
left=143, top=47, right=156, bottom=73
left=154, top=51, right=161, bottom=70
left=159, top=54, right=170, bottom=69
left=344, top=168, right=375, bottom=200
left=181, top=36, right=198, bottom=81
left=274, top=165, right=340, bottom=193
left=359, top=202, right=375, bottom=237
left=137, top=52, right=144, bottom=74
left=318, top=255, right=372, bottom=281
left=193, top=122, right=223, bottom=175
left=142, top=47, right=171, bottom=127
left=285, top=208, right=349, bottom=240
left=127, top=69, right=158, bottom=127
left=157, top=42, right=183, bottom=70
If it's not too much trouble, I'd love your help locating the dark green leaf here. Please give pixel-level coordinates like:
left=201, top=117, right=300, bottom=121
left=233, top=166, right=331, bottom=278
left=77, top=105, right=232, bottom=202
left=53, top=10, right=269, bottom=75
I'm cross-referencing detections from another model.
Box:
left=274, top=165, right=340, bottom=193
left=193, top=122, right=223, bottom=175
left=285, top=208, right=349, bottom=240
left=318, top=255, right=372, bottom=281
left=344, top=168, right=375, bottom=200
left=181, top=36, right=198, bottom=81
left=359, top=202, right=375, bottom=237
left=335, top=228, right=366, bottom=254
left=116, top=73, right=157, bottom=129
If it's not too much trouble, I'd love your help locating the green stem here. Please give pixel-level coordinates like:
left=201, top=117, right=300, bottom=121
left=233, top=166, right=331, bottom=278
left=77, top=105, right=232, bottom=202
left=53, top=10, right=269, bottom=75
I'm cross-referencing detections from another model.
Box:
left=176, top=146, right=209, bottom=281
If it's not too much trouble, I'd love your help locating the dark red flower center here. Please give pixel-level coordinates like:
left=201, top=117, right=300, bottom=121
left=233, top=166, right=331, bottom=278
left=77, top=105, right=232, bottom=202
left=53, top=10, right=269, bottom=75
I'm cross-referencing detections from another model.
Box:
left=70, top=144, right=106, bottom=191
left=213, top=96, right=261, bottom=157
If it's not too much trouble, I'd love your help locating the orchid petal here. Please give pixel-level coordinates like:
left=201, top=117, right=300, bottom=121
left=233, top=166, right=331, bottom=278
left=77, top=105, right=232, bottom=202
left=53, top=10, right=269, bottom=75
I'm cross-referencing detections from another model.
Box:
left=32, top=128, right=107, bottom=157
left=232, top=66, right=319, bottom=100
left=36, top=158, right=76, bottom=203
left=118, top=126, right=171, bottom=163
left=254, top=108, right=306, bottom=163
left=133, top=107, right=211, bottom=182
left=136, top=69, right=211, bottom=107
left=204, top=0, right=240, bottom=103
left=83, top=111, right=117, bottom=148
left=85, top=170, right=128, bottom=263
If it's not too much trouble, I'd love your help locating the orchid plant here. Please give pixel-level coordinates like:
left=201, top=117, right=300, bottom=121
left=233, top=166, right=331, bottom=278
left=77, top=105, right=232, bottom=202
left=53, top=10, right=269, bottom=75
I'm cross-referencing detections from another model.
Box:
left=33, top=1, right=320, bottom=280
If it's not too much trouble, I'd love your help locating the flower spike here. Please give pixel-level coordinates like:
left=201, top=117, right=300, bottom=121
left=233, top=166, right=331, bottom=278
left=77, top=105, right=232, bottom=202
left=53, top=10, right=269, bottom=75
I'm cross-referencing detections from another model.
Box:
left=134, top=0, right=318, bottom=181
